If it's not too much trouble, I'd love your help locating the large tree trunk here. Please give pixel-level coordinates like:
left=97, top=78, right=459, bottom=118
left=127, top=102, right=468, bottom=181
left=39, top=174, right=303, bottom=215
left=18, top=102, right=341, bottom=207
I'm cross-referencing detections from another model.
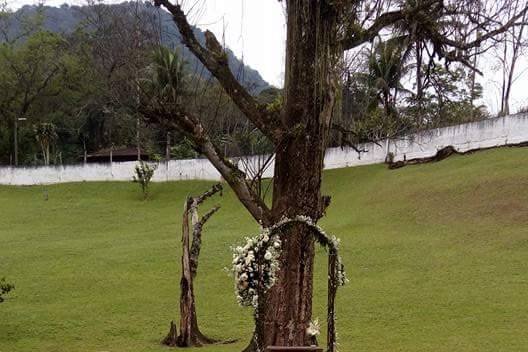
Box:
left=250, top=1, right=341, bottom=349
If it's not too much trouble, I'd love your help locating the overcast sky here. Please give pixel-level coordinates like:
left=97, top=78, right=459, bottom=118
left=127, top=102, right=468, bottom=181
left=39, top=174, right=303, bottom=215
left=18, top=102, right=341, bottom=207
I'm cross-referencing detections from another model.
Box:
left=7, top=0, right=528, bottom=114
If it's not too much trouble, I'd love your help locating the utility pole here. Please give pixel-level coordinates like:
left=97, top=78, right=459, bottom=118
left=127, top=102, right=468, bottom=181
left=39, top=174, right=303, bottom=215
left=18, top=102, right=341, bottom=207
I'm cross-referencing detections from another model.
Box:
left=165, top=132, right=171, bottom=161
left=135, top=0, right=141, bottom=162
left=14, top=117, right=27, bottom=166
left=14, top=116, right=18, bottom=166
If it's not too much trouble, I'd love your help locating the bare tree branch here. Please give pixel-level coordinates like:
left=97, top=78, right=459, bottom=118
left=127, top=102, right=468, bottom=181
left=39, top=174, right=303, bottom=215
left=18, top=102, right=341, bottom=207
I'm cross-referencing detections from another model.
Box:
left=153, top=0, right=283, bottom=143
left=441, top=5, right=528, bottom=51
left=341, top=0, right=528, bottom=76
left=342, top=10, right=406, bottom=50
left=191, top=183, right=223, bottom=208
left=141, top=104, right=272, bottom=225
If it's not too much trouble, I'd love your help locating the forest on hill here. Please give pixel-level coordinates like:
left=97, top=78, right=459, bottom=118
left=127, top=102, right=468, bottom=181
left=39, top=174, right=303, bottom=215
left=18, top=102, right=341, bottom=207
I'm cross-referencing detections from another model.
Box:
left=0, top=2, right=272, bottom=166
left=2, top=1, right=524, bottom=167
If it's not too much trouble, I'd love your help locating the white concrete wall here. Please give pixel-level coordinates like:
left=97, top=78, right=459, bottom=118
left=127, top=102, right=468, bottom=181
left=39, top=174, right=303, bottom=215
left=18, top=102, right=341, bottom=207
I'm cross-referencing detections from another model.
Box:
left=1, top=113, right=527, bottom=186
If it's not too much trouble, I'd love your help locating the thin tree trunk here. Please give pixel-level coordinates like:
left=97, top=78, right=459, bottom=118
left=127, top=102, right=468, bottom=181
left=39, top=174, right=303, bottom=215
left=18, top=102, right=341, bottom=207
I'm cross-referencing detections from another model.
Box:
left=499, top=0, right=527, bottom=117
left=415, top=42, right=423, bottom=127
left=165, top=132, right=171, bottom=161
left=500, top=40, right=508, bottom=116
left=13, top=116, right=18, bottom=166
left=469, top=50, right=477, bottom=116
left=503, top=25, right=526, bottom=117
left=45, top=144, right=50, bottom=166
left=327, top=248, right=338, bottom=352
left=83, top=139, right=87, bottom=165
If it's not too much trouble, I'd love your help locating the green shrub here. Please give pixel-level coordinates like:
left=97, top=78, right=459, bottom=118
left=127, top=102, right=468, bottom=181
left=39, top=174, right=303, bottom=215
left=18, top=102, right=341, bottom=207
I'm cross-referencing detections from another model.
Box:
left=133, top=161, right=158, bottom=200
left=0, top=278, right=14, bottom=303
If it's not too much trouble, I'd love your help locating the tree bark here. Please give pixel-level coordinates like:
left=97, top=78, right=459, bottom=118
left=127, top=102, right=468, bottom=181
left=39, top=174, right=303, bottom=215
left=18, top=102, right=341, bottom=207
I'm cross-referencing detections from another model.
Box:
left=176, top=197, right=195, bottom=346
left=251, top=1, right=341, bottom=349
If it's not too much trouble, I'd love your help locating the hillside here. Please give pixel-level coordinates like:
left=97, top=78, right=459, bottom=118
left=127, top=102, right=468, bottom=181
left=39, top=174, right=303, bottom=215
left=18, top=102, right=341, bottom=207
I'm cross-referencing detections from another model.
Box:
left=0, top=147, right=527, bottom=351
left=6, top=2, right=270, bottom=93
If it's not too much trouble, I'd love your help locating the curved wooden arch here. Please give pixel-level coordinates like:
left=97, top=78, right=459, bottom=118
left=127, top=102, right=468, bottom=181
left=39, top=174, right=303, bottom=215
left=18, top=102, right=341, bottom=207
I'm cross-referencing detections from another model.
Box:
left=258, top=217, right=345, bottom=352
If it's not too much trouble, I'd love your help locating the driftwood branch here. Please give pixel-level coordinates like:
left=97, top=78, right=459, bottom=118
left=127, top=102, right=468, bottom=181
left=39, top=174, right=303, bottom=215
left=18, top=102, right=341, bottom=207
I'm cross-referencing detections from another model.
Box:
left=163, top=185, right=223, bottom=347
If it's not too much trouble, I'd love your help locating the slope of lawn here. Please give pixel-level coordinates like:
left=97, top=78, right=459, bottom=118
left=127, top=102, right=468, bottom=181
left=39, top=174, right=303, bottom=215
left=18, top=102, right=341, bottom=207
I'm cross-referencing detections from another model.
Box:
left=0, top=147, right=527, bottom=352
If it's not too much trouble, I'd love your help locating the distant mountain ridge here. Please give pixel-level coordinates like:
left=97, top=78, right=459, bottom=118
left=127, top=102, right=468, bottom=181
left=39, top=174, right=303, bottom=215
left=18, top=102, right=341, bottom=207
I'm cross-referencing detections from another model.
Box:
left=10, top=2, right=271, bottom=94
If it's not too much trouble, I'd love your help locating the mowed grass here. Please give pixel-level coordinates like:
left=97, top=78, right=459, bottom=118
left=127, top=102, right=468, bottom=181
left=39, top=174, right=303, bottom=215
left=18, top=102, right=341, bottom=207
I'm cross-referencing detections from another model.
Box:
left=1, top=147, right=527, bottom=352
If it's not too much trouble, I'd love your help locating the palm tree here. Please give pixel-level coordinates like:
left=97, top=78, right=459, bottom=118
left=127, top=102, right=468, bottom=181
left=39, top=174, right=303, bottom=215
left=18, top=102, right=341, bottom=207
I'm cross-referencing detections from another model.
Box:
left=392, top=0, right=458, bottom=123
left=367, top=39, right=411, bottom=118
left=141, top=46, right=188, bottom=106
left=34, top=122, right=58, bottom=166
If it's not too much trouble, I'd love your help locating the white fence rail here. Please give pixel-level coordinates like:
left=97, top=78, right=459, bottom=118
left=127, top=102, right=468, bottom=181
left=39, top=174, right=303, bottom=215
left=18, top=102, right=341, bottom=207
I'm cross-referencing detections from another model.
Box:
left=1, top=113, right=527, bottom=186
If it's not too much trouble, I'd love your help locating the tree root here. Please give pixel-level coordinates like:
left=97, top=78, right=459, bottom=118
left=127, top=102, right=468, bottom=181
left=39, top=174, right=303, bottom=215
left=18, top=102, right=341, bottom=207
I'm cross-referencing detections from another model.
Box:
left=388, top=142, right=528, bottom=169
left=161, top=320, right=237, bottom=348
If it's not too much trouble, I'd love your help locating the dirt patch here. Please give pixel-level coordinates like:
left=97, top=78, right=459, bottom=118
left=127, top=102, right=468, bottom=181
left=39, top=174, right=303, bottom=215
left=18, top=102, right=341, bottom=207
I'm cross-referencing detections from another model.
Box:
left=409, top=177, right=528, bottom=227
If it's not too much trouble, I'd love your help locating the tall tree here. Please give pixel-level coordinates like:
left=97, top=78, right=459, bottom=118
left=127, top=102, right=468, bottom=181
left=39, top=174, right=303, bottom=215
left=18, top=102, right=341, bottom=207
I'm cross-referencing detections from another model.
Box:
left=34, top=122, right=58, bottom=166
left=0, top=32, right=72, bottom=165
left=143, top=1, right=528, bottom=350
left=78, top=0, right=162, bottom=155
left=367, top=40, right=410, bottom=119
left=493, top=0, right=528, bottom=116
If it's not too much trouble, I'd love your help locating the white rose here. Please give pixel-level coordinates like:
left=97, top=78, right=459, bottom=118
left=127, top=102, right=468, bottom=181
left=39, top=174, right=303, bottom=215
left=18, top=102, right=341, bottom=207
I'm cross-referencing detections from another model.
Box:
left=245, top=254, right=254, bottom=265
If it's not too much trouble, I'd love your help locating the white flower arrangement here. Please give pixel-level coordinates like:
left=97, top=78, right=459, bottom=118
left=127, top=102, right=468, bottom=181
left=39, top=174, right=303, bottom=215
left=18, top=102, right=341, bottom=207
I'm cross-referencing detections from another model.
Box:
left=230, top=229, right=282, bottom=308
left=230, top=215, right=348, bottom=307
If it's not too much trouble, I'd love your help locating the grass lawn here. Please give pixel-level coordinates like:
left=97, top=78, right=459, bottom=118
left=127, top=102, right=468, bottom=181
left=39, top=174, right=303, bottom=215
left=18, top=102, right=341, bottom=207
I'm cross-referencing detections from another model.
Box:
left=1, top=147, right=527, bottom=351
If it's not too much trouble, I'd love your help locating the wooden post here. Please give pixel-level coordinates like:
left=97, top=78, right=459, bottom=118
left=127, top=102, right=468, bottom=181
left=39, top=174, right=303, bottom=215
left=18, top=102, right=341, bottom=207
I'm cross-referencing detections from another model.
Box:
left=327, top=247, right=338, bottom=352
